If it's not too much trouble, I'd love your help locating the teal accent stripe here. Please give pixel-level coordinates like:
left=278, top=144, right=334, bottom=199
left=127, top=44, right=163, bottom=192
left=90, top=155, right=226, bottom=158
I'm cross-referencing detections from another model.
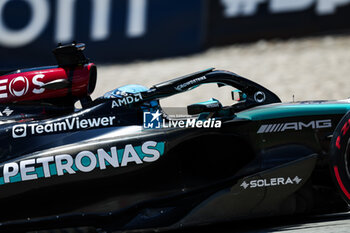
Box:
left=49, top=163, right=57, bottom=176
left=36, top=167, right=44, bottom=178
left=236, top=103, right=350, bottom=121
left=155, top=142, right=165, bottom=155
left=117, top=149, right=124, bottom=164
left=196, top=98, right=218, bottom=105
left=9, top=173, right=21, bottom=183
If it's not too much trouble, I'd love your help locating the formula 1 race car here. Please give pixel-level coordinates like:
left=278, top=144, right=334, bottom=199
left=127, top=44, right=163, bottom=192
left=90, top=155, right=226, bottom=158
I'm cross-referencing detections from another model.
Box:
left=0, top=43, right=349, bottom=233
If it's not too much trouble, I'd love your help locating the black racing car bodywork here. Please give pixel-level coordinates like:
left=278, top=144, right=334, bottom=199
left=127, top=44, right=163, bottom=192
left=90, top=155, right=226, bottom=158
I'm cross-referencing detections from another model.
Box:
left=0, top=43, right=349, bottom=232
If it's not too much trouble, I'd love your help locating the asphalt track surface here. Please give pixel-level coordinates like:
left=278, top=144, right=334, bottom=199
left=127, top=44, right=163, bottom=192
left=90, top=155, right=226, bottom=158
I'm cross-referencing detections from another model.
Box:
left=167, top=212, right=350, bottom=233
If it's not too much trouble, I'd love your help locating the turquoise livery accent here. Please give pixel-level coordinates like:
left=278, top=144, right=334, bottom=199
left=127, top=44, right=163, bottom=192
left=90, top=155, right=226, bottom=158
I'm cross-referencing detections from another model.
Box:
left=195, top=98, right=220, bottom=106
left=236, top=103, right=350, bottom=121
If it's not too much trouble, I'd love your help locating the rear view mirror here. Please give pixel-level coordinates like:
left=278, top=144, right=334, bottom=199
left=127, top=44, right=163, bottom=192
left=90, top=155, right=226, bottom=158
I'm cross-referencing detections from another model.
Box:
left=232, top=90, right=247, bottom=102
left=187, top=98, right=222, bottom=115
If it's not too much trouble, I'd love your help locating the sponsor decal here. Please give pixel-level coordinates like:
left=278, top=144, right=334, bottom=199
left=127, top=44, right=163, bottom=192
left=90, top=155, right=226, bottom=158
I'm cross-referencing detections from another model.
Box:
left=0, top=0, right=148, bottom=48
left=143, top=110, right=222, bottom=129
left=221, top=0, right=350, bottom=18
left=1, top=141, right=165, bottom=185
left=257, top=119, right=332, bottom=133
left=174, top=76, right=206, bottom=91
left=111, top=93, right=143, bottom=108
left=9, top=76, right=29, bottom=97
left=162, top=118, right=221, bottom=128
left=0, top=107, right=13, bottom=116
left=12, top=116, right=116, bottom=138
left=254, top=91, right=266, bottom=103
left=144, top=110, right=162, bottom=129
left=12, top=124, right=27, bottom=138
left=240, top=176, right=302, bottom=189
left=0, top=74, right=45, bottom=99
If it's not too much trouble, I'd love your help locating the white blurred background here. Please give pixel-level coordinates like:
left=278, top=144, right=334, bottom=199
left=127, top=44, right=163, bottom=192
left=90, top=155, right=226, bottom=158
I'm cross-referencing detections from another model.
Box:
left=96, top=35, right=350, bottom=107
